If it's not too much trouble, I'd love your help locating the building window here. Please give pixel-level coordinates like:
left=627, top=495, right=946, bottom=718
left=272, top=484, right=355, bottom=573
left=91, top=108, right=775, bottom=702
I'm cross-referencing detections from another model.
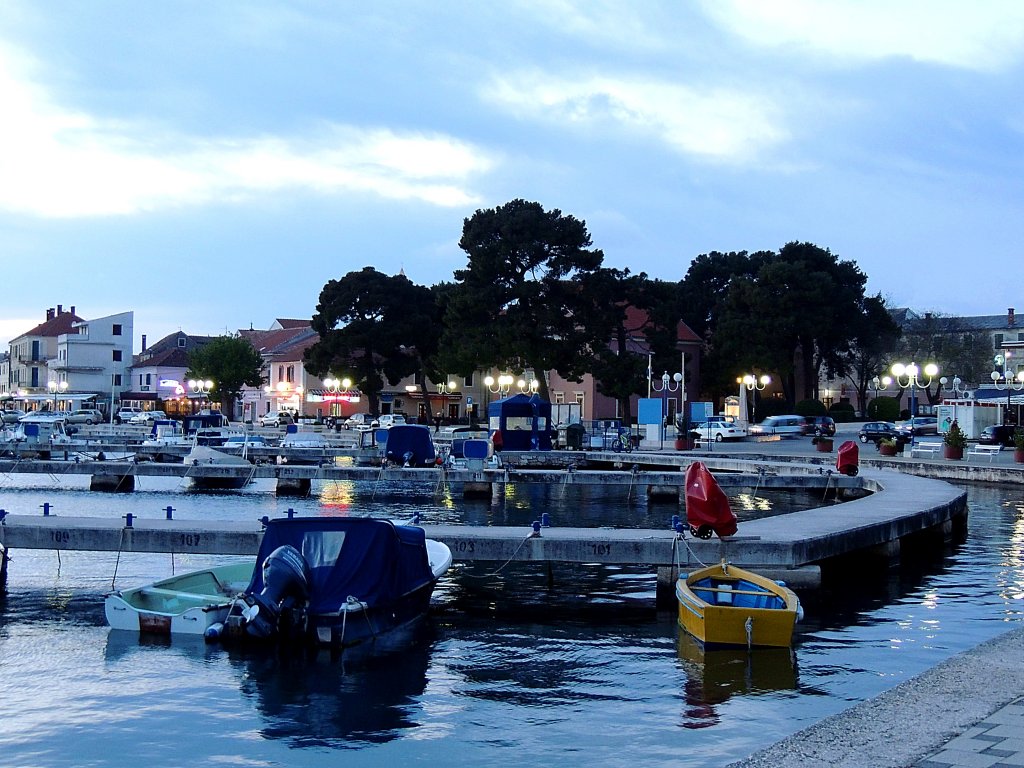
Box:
left=286, top=365, right=294, bottom=383
left=113, top=350, right=122, bottom=362
left=113, top=324, right=122, bottom=336
left=553, top=391, right=565, bottom=404
left=995, top=333, right=1004, bottom=349
left=463, top=373, right=474, bottom=388
left=178, top=337, right=186, bottom=347
left=574, top=392, right=585, bottom=405
left=113, top=374, right=122, bottom=386
left=146, top=373, right=152, bottom=386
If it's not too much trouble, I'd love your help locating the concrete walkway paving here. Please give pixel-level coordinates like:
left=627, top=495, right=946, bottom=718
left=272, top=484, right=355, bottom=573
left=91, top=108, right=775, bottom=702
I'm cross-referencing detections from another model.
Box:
left=728, top=627, right=1024, bottom=768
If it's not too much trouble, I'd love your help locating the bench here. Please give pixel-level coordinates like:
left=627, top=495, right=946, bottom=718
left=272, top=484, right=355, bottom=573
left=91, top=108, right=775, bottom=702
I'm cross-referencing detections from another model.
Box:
left=909, top=440, right=943, bottom=458
left=966, top=444, right=1002, bottom=463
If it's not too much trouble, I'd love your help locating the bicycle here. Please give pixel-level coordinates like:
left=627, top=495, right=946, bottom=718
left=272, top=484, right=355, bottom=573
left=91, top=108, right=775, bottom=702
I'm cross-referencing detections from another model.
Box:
left=610, top=427, right=634, bottom=453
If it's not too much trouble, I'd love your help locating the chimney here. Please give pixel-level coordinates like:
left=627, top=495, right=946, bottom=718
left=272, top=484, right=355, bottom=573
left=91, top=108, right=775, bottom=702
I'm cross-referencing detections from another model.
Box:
left=46, top=308, right=54, bottom=321
left=57, top=304, right=63, bottom=315
left=141, top=335, right=147, bottom=352
left=70, top=306, right=75, bottom=316
left=1009, top=308, right=1016, bottom=328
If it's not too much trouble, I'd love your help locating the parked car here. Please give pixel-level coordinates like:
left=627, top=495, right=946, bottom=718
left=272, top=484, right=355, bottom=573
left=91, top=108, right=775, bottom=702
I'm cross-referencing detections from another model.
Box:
left=376, top=414, right=407, bottom=428
left=67, top=408, right=105, bottom=425
left=344, top=413, right=375, bottom=429
left=115, top=407, right=143, bottom=424
left=802, top=416, right=836, bottom=437
left=1, top=409, right=26, bottom=424
left=130, top=410, right=167, bottom=425
left=896, top=416, right=938, bottom=437
left=858, top=421, right=899, bottom=444
left=978, top=424, right=1018, bottom=447
left=690, top=416, right=746, bottom=442
left=260, top=411, right=295, bottom=427
left=748, top=415, right=807, bottom=437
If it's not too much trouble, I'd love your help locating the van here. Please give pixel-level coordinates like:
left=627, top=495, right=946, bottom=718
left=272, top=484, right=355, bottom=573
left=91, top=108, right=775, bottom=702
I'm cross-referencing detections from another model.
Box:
left=748, top=415, right=807, bottom=437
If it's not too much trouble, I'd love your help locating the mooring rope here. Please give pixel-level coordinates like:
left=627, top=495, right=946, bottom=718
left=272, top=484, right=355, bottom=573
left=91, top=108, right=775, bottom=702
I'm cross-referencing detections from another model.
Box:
left=462, top=532, right=535, bottom=579
left=110, top=527, right=126, bottom=589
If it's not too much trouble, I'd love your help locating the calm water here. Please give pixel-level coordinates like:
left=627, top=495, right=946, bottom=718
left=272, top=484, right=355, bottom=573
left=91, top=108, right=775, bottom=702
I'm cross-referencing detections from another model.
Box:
left=0, top=474, right=1021, bottom=767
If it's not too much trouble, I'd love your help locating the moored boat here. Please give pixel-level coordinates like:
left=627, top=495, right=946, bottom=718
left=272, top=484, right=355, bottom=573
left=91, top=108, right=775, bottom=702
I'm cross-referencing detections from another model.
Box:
left=105, top=560, right=254, bottom=636
left=222, top=516, right=451, bottom=648
left=676, top=561, right=801, bottom=648
left=185, top=443, right=254, bottom=489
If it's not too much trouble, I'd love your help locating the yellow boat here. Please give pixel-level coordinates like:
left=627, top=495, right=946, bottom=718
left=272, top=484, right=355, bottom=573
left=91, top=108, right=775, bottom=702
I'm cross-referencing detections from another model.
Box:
left=676, top=562, right=802, bottom=648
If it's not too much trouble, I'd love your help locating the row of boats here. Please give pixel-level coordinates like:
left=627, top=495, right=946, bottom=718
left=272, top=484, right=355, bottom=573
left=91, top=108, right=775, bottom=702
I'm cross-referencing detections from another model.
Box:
left=105, top=461, right=803, bottom=654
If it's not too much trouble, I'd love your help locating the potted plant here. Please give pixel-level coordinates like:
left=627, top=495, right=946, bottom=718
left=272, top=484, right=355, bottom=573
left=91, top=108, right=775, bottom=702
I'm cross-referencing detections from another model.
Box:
left=943, top=419, right=967, bottom=460
left=1014, top=428, right=1024, bottom=464
left=812, top=435, right=833, bottom=452
left=878, top=437, right=898, bottom=457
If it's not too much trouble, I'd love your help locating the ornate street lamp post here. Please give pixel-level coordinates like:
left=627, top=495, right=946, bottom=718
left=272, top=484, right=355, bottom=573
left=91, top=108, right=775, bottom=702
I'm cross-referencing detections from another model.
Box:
left=891, top=362, right=938, bottom=446
left=991, top=354, right=1024, bottom=425
left=740, top=373, right=770, bottom=426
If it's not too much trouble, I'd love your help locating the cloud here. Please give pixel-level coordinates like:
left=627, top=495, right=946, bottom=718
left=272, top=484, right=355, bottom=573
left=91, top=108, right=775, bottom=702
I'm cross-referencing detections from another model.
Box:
left=702, top=0, right=1024, bottom=72
left=485, top=71, right=786, bottom=162
left=0, top=43, right=493, bottom=218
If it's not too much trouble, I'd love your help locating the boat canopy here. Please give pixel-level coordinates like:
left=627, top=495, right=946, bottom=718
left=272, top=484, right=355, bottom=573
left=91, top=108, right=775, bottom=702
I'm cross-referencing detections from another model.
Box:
left=486, top=393, right=553, bottom=451
left=247, top=517, right=435, bottom=613
left=382, top=424, right=436, bottom=466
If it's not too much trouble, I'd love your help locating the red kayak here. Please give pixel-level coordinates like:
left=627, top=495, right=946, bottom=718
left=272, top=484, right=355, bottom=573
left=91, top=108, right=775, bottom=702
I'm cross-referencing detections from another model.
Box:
left=685, top=461, right=738, bottom=539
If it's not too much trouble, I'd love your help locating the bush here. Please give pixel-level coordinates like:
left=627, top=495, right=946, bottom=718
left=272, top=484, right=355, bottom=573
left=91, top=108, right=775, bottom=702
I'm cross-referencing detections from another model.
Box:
left=828, top=402, right=856, bottom=423
left=867, top=396, right=901, bottom=422
left=755, top=397, right=792, bottom=420
left=795, top=399, right=827, bottom=417
left=1014, top=429, right=1024, bottom=451
left=944, top=420, right=967, bottom=450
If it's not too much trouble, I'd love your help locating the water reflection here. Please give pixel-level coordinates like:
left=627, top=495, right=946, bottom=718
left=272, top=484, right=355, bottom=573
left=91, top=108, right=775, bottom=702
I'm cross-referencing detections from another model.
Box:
left=226, top=625, right=435, bottom=748
left=675, top=632, right=798, bottom=729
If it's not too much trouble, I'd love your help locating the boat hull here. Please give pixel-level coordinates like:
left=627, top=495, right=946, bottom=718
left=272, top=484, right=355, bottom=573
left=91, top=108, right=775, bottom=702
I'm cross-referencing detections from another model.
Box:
left=676, top=563, right=800, bottom=648
left=105, top=561, right=254, bottom=636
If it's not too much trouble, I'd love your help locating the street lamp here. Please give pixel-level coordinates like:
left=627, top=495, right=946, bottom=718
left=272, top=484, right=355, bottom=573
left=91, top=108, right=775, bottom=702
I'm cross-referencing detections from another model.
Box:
left=47, top=379, right=68, bottom=412
left=891, top=361, right=938, bottom=446
left=991, top=354, right=1024, bottom=425
left=484, top=374, right=513, bottom=397
left=940, top=375, right=970, bottom=397
left=323, top=377, right=353, bottom=419
left=740, top=373, right=771, bottom=425
left=189, top=379, right=214, bottom=412
left=437, top=378, right=458, bottom=423
left=649, top=356, right=684, bottom=446
left=517, top=377, right=539, bottom=394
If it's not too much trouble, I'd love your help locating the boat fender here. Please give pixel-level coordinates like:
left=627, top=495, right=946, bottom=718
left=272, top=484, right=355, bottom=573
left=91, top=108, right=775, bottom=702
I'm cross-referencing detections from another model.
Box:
left=204, top=622, right=224, bottom=641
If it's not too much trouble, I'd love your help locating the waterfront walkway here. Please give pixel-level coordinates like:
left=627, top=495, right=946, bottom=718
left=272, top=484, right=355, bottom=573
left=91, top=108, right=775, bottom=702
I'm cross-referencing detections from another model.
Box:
left=728, top=626, right=1024, bottom=768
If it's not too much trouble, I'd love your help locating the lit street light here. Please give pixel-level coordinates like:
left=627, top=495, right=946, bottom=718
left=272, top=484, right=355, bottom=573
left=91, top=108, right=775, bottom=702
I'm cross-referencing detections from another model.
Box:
left=47, top=379, right=68, bottom=412
left=991, top=354, right=1024, bottom=425
left=891, top=361, right=938, bottom=446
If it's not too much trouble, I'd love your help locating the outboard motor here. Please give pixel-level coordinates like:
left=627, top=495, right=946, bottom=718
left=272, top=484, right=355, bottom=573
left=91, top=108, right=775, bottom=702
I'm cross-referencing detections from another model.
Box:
left=684, top=461, right=738, bottom=539
left=243, top=545, right=311, bottom=639
left=836, top=440, right=859, bottom=476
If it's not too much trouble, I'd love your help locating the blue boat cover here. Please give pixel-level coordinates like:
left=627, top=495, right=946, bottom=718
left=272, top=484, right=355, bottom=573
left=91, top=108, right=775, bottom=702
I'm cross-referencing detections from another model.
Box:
left=247, top=517, right=435, bottom=613
left=383, top=424, right=437, bottom=466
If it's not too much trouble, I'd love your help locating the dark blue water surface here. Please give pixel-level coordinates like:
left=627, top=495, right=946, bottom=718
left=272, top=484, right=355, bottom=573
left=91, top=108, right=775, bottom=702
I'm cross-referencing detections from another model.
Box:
left=0, top=474, right=1020, bottom=767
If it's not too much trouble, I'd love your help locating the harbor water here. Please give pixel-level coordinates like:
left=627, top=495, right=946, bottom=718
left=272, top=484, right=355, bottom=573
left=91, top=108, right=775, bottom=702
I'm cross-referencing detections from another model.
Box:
left=0, top=475, right=1020, bottom=767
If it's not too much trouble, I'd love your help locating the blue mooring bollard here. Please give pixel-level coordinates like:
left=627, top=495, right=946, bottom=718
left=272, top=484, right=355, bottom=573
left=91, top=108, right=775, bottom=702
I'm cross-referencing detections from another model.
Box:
left=541, top=512, right=551, bottom=527
left=0, top=509, right=6, bottom=522
left=41, top=502, right=52, bottom=517
left=671, top=514, right=680, bottom=531
left=124, top=513, right=134, bottom=528
left=259, top=516, right=270, bottom=528
left=532, top=520, right=541, bottom=535
left=165, top=506, right=175, bottom=520
left=287, top=508, right=296, bottom=519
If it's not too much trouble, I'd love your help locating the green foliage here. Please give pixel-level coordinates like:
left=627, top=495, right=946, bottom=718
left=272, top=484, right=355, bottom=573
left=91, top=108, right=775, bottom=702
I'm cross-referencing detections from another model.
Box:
left=185, top=335, right=264, bottom=414
left=1015, top=429, right=1024, bottom=451
left=828, top=401, right=856, bottom=423
left=440, top=199, right=608, bottom=401
left=305, top=267, right=440, bottom=416
left=754, top=397, right=791, bottom=420
left=867, top=395, right=901, bottom=421
left=943, top=420, right=967, bottom=449
left=795, top=399, right=826, bottom=416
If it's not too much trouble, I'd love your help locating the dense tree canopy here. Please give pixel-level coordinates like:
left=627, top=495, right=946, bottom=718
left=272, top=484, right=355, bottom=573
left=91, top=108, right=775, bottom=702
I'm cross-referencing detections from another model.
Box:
left=440, top=199, right=609, bottom=401
left=305, top=267, right=440, bottom=416
left=185, top=335, right=264, bottom=415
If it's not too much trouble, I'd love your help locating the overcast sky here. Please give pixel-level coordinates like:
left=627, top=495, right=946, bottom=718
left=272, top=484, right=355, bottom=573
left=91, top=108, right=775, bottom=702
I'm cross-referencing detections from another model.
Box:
left=2, top=1, right=1022, bottom=348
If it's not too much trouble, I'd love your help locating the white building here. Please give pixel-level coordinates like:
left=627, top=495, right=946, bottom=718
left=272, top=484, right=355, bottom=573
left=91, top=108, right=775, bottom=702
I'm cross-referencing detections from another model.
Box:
left=51, top=311, right=134, bottom=410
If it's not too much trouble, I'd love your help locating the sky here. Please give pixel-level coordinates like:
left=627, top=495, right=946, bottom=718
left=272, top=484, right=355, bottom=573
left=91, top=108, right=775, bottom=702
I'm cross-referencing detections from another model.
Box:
left=1, top=1, right=1022, bottom=350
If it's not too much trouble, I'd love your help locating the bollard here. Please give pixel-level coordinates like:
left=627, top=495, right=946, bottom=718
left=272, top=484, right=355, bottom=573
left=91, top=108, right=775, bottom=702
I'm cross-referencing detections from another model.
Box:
left=165, top=506, right=175, bottom=520
left=287, top=508, right=296, bottom=519
left=541, top=512, right=551, bottom=527
left=671, top=514, right=680, bottom=530
left=41, top=502, right=53, bottom=517
left=124, top=513, right=134, bottom=528
left=531, top=520, right=541, bottom=536
left=413, top=511, right=421, bottom=525
left=259, top=515, right=270, bottom=528
left=0, top=509, right=6, bottom=522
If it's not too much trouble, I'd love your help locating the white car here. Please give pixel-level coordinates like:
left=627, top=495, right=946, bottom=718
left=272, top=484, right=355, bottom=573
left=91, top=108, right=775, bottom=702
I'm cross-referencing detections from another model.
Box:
left=344, top=413, right=375, bottom=429
left=116, top=407, right=143, bottom=423
left=130, top=410, right=167, bottom=425
left=692, top=417, right=746, bottom=442
left=376, top=414, right=407, bottom=428
left=260, top=411, right=294, bottom=427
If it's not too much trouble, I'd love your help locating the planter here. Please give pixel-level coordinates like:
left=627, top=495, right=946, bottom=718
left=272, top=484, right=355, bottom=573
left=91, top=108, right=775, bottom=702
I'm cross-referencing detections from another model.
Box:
left=1014, top=448, right=1024, bottom=463
left=879, top=443, right=897, bottom=457
left=815, top=440, right=834, bottom=453
left=674, top=437, right=695, bottom=451
left=944, top=446, right=964, bottom=460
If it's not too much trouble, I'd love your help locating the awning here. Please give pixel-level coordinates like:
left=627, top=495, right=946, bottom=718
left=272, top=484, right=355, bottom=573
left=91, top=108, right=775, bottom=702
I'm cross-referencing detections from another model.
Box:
left=120, top=392, right=159, bottom=401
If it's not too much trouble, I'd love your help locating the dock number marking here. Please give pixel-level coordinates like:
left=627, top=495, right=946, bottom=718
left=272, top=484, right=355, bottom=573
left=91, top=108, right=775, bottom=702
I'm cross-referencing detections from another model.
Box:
left=49, top=530, right=71, bottom=544
left=590, top=543, right=612, bottom=556
left=179, top=533, right=202, bottom=548
left=451, top=541, right=475, bottom=554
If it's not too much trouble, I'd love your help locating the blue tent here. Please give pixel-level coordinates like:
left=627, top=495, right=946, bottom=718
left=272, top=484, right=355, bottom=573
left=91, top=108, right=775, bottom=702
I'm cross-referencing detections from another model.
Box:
left=246, top=517, right=435, bottom=615
left=487, top=393, right=553, bottom=451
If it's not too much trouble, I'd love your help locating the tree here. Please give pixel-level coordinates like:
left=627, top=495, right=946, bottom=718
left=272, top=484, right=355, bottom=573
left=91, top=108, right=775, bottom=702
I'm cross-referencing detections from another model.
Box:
left=305, top=267, right=440, bottom=416
left=440, top=199, right=609, bottom=401
left=185, top=335, right=264, bottom=416
left=840, top=295, right=902, bottom=415
left=894, top=312, right=996, bottom=403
